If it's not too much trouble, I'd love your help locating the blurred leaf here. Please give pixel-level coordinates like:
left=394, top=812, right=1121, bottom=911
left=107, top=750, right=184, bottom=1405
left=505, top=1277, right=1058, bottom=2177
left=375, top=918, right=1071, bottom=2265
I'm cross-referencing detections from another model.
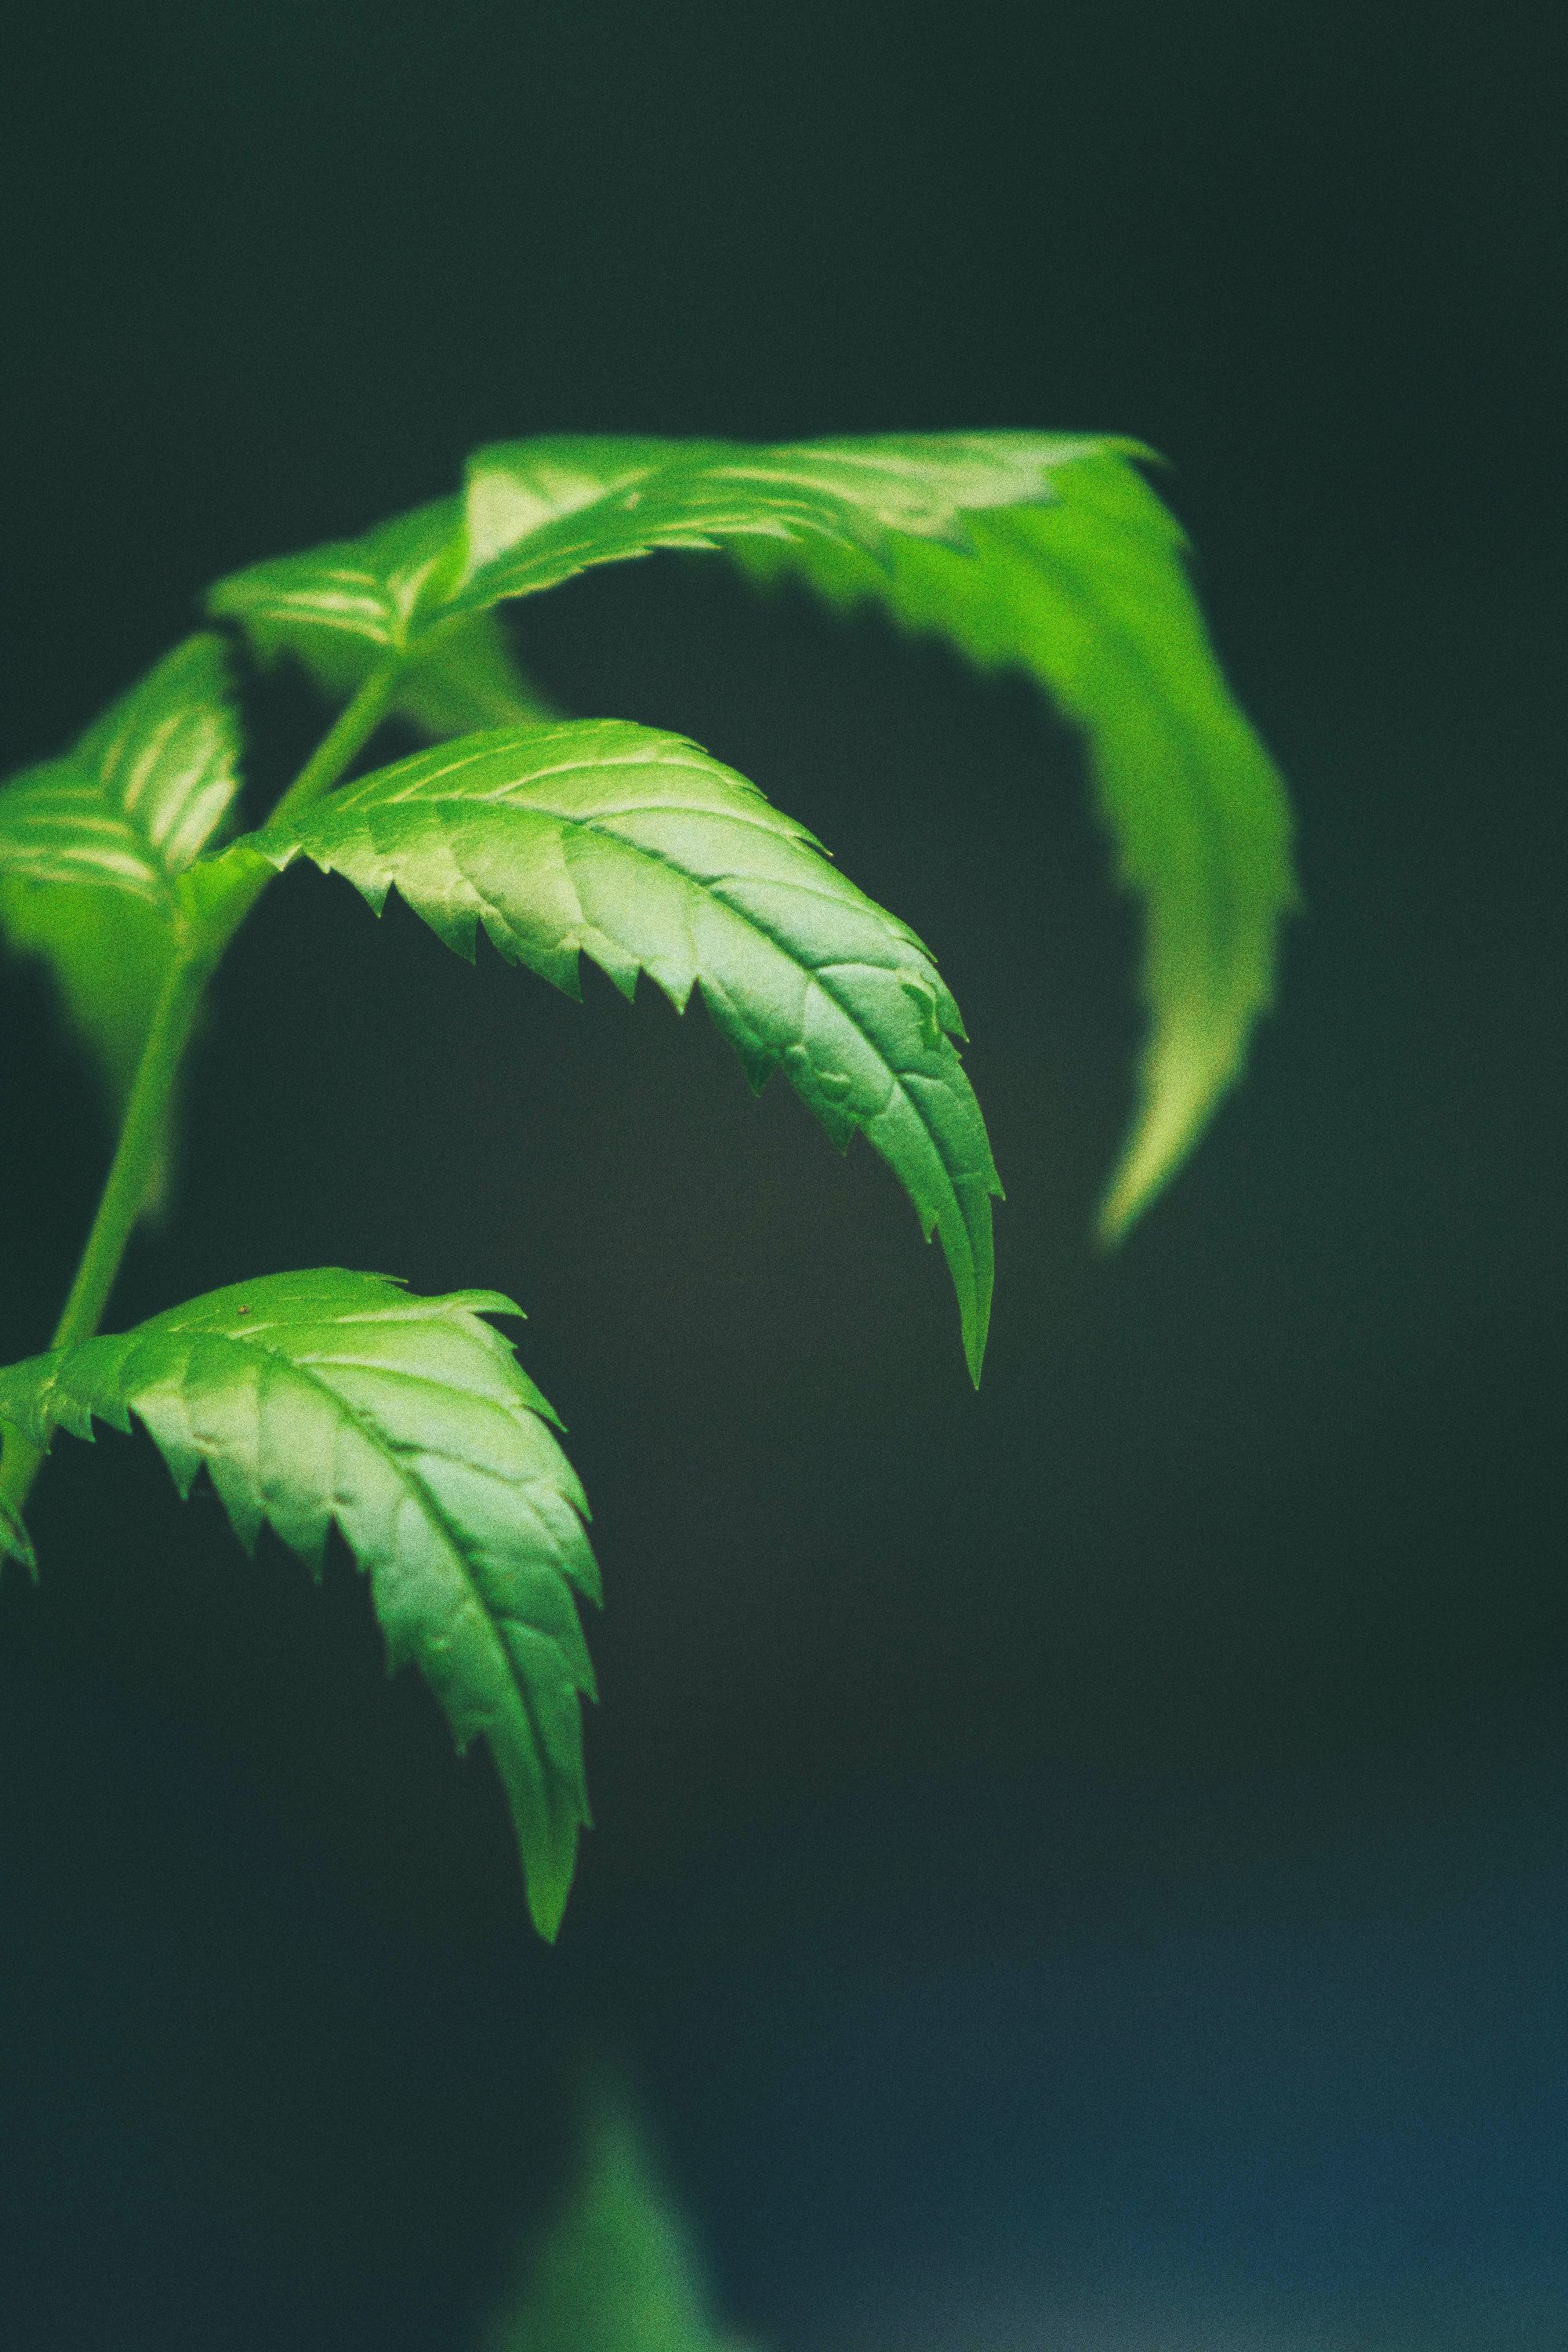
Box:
left=452, top=430, right=1100, bottom=608
left=483, top=2075, right=755, bottom=2352
left=255, top=720, right=1000, bottom=1381
left=0, top=1270, right=599, bottom=1937
left=213, top=503, right=555, bottom=742
left=448, top=431, right=1296, bottom=1236
left=0, top=1491, right=34, bottom=1577
left=0, top=632, right=241, bottom=902
left=391, top=612, right=560, bottom=738
left=208, top=499, right=464, bottom=659
left=736, top=448, right=1298, bottom=1233
left=0, top=633, right=242, bottom=1203
left=208, top=431, right=1294, bottom=1232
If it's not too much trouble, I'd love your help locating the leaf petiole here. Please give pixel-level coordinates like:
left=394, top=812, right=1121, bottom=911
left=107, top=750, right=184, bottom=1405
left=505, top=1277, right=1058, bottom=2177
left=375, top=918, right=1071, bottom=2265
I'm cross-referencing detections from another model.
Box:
left=0, top=952, right=209, bottom=1524
left=0, top=653, right=407, bottom=1531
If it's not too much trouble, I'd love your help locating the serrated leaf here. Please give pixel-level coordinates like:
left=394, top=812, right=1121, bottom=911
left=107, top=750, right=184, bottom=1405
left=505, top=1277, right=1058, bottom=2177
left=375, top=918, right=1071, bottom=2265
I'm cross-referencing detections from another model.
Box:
left=0, top=1270, right=598, bottom=1936
left=438, top=430, right=1295, bottom=1236
left=733, top=446, right=1298, bottom=1236
left=483, top=2074, right=756, bottom=2352
left=451, top=430, right=1098, bottom=611
left=212, top=498, right=555, bottom=743
left=208, top=430, right=1294, bottom=1235
left=256, top=722, right=1000, bottom=1381
left=0, top=634, right=242, bottom=1203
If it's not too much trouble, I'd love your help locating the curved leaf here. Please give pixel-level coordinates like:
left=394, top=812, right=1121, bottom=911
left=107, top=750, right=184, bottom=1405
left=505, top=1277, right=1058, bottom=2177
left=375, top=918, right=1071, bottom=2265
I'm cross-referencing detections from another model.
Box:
left=256, top=721, right=1000, bottom=1381
left=452, top=430, right=1101, bottom=610
left=736, top=449, right=1298, bottom=1235
left=210, top=499, right=554, bottom=742
left=0, top=634, right=242, bottom=1202
left=206, top=430, right=1295, bottom=1234
left=0, top=1270, right=598, bottom=1936
left=208, top=499, right=464, bottom=660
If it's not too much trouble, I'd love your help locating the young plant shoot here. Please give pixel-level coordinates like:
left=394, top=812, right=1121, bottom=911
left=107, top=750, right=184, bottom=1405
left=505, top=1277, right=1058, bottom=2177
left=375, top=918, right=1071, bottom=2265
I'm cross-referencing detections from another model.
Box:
left=0, top=432, right=1294, bottom=1936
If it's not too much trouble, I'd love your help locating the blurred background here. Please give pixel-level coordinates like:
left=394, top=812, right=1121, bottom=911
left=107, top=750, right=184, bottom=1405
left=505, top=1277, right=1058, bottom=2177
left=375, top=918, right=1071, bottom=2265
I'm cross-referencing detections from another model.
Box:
left=1, top=2, right=1564, bottom=2344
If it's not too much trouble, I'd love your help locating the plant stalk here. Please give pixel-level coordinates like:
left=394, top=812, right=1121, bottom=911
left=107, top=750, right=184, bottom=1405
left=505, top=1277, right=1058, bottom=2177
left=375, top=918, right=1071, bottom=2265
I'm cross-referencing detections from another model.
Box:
left=0, top=953, right=208, bottom=1520
left=0, top=655, right=405, bottom=1528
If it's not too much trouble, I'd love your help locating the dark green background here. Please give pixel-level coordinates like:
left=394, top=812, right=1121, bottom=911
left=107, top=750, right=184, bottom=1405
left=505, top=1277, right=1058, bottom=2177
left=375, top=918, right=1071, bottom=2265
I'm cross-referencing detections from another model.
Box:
left=2, top=4, right=1563, bottom=2345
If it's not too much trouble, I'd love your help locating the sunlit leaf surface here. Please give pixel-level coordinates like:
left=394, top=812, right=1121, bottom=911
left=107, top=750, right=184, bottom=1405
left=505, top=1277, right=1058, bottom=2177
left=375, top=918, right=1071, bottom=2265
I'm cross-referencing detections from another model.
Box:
left=0, top=1271, right=598, bottom=1936
left=257, top=720, right=1000, bottom=1379
left=0, top=633, right=243, bottom=1200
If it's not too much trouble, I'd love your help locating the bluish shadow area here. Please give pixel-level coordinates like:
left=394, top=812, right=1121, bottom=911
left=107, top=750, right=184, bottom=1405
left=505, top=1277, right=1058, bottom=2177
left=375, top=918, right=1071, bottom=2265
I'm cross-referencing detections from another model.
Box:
left=619, top=1782, right=1568, bottom=2348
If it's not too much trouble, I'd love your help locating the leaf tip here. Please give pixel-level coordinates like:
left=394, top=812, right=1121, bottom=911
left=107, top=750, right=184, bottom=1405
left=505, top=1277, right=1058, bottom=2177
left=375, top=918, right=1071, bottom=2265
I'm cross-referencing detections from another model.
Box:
left=0, top=1495, right=38, bottom=1580
left=525, top=1836, right=580, bottom=1943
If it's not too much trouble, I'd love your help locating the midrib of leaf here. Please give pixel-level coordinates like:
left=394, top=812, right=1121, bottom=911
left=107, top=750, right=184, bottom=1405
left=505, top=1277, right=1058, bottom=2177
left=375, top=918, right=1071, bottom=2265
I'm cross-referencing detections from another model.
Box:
left=519, top=805, right=978, bottom=1208
left=321, top=776, right=978, bottom=1212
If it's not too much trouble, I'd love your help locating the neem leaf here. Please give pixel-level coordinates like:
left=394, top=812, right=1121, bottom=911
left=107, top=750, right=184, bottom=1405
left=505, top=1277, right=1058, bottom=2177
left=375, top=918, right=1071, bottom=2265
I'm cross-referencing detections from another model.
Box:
left=256, top=721, right=1000, bottom=1381
left=733, top=445, right=1298, bottom=1236
left=0, top=1270, right=598, bottom=1937
left=483, top=2073, right=755, bottom=2352
left=0, top=634, right=242, bottom=1200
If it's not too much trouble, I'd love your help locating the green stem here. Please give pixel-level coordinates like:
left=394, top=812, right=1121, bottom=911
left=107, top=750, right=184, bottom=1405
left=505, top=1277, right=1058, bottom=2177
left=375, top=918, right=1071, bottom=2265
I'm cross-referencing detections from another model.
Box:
left=0, top=953, right=208, bottom=1519
left=267, top=658, right=401, bottom=834
left=0, top=655, right=405, bottom=1526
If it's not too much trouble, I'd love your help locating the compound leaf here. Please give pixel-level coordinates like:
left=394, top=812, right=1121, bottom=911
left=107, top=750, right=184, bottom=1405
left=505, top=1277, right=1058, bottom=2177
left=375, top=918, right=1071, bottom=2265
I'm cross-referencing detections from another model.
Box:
left=483, top=2073, right=755, bottom=2352
left=443, top=432, right=1295, bottom=1236
left=0, top=1270, right=598, bottom=1937
left=208, top=431, right=1294, bottom=1236
left=256, top=720, right=1000, bottom=1381
left=0, top=634, right=243, bottom=1200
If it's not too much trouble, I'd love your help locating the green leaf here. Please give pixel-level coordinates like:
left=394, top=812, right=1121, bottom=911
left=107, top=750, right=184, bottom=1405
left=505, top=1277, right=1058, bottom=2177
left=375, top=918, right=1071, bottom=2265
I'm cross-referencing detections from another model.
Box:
left=734, top=448, right=1298, bottom=1236
left=451, top=430, right=1099, bottom=611
left=209, top=430, right=1294, bottom=1234
left=208, top=499, right=465, bottom=660
left=441, top=430, right=1295, bottom=1236
left=0, top=1270, right=598, bottom=1937
left=211, top=497, right=555, bottom=743
left=0, top=633, right=241, bottom=902
left=483, top=2074, right=755, bottom=2352
left=256, top=722, right=1000, bottom=1381
left=391, top=612, right=561, bottom=739
left=0, top=634, right=242, bottom=1201
left=0, top=1493, right=35, bottom=1577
